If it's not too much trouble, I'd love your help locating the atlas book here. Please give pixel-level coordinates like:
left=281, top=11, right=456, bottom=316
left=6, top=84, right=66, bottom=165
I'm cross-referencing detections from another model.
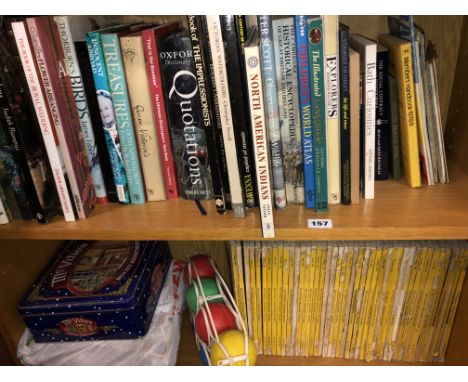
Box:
left=157, top=28, right=213, bottom=200
left=26, top=16, right=96, bottom=218
left=186, top=16, right=226, bottom=212
left=258, top=15, right=286, bottom=210
left=54, top=16, right=108, bottom=204
left=121, top=29, right=167, bottom=201
left=244, top=26, right=275, bottom=238
left=273, top=16, right=304, bottom=205
left=295, top=15, right=315, bottom=209
left=101, top=27, right=146, bottom=204
left=142, top=22, right=181, bottom=200
left=307, top=15, right=328, bottom=212
left=349, top=33, right=377, bottom=200
left=86, top=25, right=131, bottom=204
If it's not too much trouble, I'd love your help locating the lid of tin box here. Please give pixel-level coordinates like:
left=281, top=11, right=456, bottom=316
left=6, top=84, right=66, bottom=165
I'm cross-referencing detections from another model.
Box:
left=18, top=241, right=170, bottom=316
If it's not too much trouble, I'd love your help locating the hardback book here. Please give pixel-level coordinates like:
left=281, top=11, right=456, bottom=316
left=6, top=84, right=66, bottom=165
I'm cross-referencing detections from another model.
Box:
left=375, top=45, right=390, bottom=180
left=323, top=15, right=341, bottom=205
left=121, top=30, right=166, bottom=202
left=295, top=15, right=315, bottom=209
left=101, top=28, right=146, bottom=204
left=206, top=15, right=245, bottom=217
left=12, top=20, right=77, bottom=221
left=54, top=16, right=108, bottom=204
left=388, top=73, right=402, bottom=179
left=86, top=25, right=130, bottom=204
left=273, top=16, right=304, bottom=205
left=339, top=23, right=351, bottom=205
left=307, top=15, right=328, bottom=212
left=379, top=33, right=421, bottom=188
left=244, top=26, right=275, bottom=238
left=349, top=48, right=360, bottom=204
left=157, top=29, right=213, bottom=200
left=387, top=16, right=434, bottom=185
left=221, top=15, right=258, bottom=209
left=257, top=15, right=286, bottom=210
left=185, top=16, right=226, bottom=212
left=349, top=33, right=377, bottom=199
left=26, top=16, right=96, bottom=219
left=142, top=22, right=181, bottom=200
left=0, top=19, right=59, bottom=223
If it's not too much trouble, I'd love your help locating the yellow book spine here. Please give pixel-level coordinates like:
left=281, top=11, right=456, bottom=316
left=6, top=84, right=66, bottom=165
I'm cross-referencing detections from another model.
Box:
left=271, top=242, right=279, bottom=355
left=243, top=242, right=253, bottom=338
left=286, top=242, right=296, bottom=356
left=278, top=241, right=285, bottom=356
left=255, top=241, right=263, bottom=354
left=337, top=245, right=353, bottom=358
left=249, top=242, right=258, bottom=351
left=344, top=244, right=366, bottom=359
left=314, top=243, right=328, bottom=356
left=304, top=242, right=315, bottom=356
left=262, top=242, right=272, bottom=355
left=329, top=245, right=345, bottom=357
left=378, top=34, right=421, bottom=188
left=291, top=243, right=301, bottom=355
left=296, top=242, right=308, bottom=355
left=319, top=243, right=333, bottom=355
left=280, top=242, right=290, bottom=356
left=323, top=245, right=338, bottom=356
left=310, top=244, right=322, bottom=356
left=233, top=241, right=248, bottom=329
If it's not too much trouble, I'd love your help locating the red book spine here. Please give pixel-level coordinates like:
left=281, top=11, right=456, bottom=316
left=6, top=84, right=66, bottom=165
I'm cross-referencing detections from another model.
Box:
left=143, top=27, right=179, bottom=199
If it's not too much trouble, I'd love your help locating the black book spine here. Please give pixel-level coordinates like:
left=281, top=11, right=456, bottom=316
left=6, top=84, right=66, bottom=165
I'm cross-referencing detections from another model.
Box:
left=74, top=40, right=118, bottom=203
left=221, top=15, right=258, bottom=208
left=157, top=30, right=213, bottom=200
left=187, top=15, right=226, bottom=213
left=339, top=24, right=351, bottom=205
left=375, top=48, right=390, bottom=180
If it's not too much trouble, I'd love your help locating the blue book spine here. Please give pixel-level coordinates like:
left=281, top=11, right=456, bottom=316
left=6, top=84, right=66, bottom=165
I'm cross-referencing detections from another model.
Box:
left=258, top=15, right=286, bottom=210
left=100, top=33, right=145, bottom=204
left=295, top=16, right=315, bottom=209
left=86, top=31, right=129, bottom=204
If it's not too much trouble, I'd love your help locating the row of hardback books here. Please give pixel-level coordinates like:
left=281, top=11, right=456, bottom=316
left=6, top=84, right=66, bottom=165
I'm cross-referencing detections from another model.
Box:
left=228, top=240, right=468, bottom=362
left=0, top=15, right=448, bottom=231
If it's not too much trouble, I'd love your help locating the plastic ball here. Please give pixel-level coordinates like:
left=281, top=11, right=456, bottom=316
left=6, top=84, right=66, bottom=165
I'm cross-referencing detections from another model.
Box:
left=186, top=278, right=223, bottom=314
left=194, top=302, right=237, bottom=344
left=184, top=254, right=216, bottom=285
left=209, top=329, right=257, bottom=366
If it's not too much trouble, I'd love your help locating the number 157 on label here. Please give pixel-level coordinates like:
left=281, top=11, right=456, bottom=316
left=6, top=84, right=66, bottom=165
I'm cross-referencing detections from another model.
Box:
left=308, top=219, right=333, bottom=229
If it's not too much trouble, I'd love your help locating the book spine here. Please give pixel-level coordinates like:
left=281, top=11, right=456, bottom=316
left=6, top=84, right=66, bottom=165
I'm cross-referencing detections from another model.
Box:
left=101, top=33, right=145, bottom=204
left=280, top=241, right=290, bottom=356
left=54, top=16, right=108, bottom=203
left=157, top=33, right=213, bottom=200
left=120, top=34, right=166, bottom=202
left=255, top=241, right=263, bottom=354
left=349, top=49, right=361, bottom=204
left=12, top=21, right=76, bottom=221
left=375, top=49, right=390, bottom=180
left=388, top=74, right=401, bottom=179
left=273, top=17, right=304, bottom=205
left=0, top=184, right=9, bottom=224
left=244, top=40, right=275, bottom=238
left=339, top=24, right=351, bottom=204
left=221, top=15, right=258, bottom=209
left=286, top=242, right=296, bottom=356
left=86, top=31, right=130, bottom=204
left=142, top=28, right=179, bottom=200
left=206, top=16, right=245, bottom=217
left=243, top=242, right=253, bottom=337
left=258, top=15, right=286, bottom=210
left=307, top=16, right=328, bottom=212
left=186, top=16, right=225, bottom=212
left=323, top=15, right=341, bottom=205
left=295, top=16, right=315, bottom=209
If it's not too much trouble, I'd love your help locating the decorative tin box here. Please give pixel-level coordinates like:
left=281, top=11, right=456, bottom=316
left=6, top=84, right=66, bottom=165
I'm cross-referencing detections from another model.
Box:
left=18, top=241, right=171, bottom=343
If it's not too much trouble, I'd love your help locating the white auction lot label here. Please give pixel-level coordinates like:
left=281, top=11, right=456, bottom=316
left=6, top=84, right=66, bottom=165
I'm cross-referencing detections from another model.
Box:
left=308, top=219, right=333, bottom=229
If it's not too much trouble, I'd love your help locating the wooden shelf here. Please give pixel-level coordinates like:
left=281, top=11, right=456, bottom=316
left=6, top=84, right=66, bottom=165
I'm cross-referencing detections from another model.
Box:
left=1, top=163, right=468, bottom=241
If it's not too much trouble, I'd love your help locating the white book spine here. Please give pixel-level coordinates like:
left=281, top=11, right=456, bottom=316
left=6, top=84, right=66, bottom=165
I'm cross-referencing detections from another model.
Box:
left=12, top=21, right=76, bottom=222
left=206, top=15, right=245, bottom=218
left=244, top=40, right=275, bottom=238
left=0, top=195, right=9, bottom=225
left=54, top=16, right=108, bottom=201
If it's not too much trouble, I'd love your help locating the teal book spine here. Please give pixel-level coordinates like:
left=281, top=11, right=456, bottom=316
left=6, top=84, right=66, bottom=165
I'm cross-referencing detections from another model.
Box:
left=100, top=32, right=145, bottom=204
left=307, top=16, right=328, bottom=212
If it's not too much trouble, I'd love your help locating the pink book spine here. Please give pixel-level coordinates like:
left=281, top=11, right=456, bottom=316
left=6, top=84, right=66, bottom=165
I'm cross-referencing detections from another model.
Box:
left=143, top=28, right=179, bottom=199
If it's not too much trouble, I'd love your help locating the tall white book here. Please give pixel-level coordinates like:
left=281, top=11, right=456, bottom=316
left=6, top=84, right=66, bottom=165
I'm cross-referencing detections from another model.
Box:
left=349, top=34, right=377, bottom=200
left=206, top=15, right=245, bottom=218
left=323, top=15, right=341, bottom=204
left=244, top=27, right=275, bottom=238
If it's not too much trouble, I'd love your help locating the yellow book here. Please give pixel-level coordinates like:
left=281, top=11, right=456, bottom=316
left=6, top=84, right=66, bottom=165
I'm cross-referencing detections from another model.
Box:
left=314, top=242, right=328, bottom=356
left=254, top=241, right=263, bottom=354
left=243, top=242, right=253, bottom=338
left=344, top=243, right=366, bottom=359
left=230, top=241, right=248, bottom=329
left=355, top=242, right=377, bottom=359
left=286, top=241, right=296, bottom=356
left=416, top=242, right=450, bottom=361
left=296, top=242, right=308, bottom=355
left=318, top=242, right=332, bottom=355
left=329, top=244, right=345, bottom=357
left=337, top=244, right=354, bottom=358
left=271, top=242, right=279, bottom=355
left=310, top=242, right=322, bottom=356
left=322, top=243, right=339, bottom=355
left=248, top=241, right=259, bottom=351
left=291, top=243, right=301, bottom=355
left=280, top=241, right=290, bottom=356
left=360, top=242, right=382, bottom=361
left=262, top=242, right=272, bottom=355
left=378, top=34, right=421, bottom=188
left=303, top=242, right=315, bottom=356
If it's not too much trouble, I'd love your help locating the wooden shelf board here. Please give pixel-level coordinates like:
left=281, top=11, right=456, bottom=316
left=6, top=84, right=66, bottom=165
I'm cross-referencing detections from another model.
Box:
left=1, top=164, right=468, bottom=241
